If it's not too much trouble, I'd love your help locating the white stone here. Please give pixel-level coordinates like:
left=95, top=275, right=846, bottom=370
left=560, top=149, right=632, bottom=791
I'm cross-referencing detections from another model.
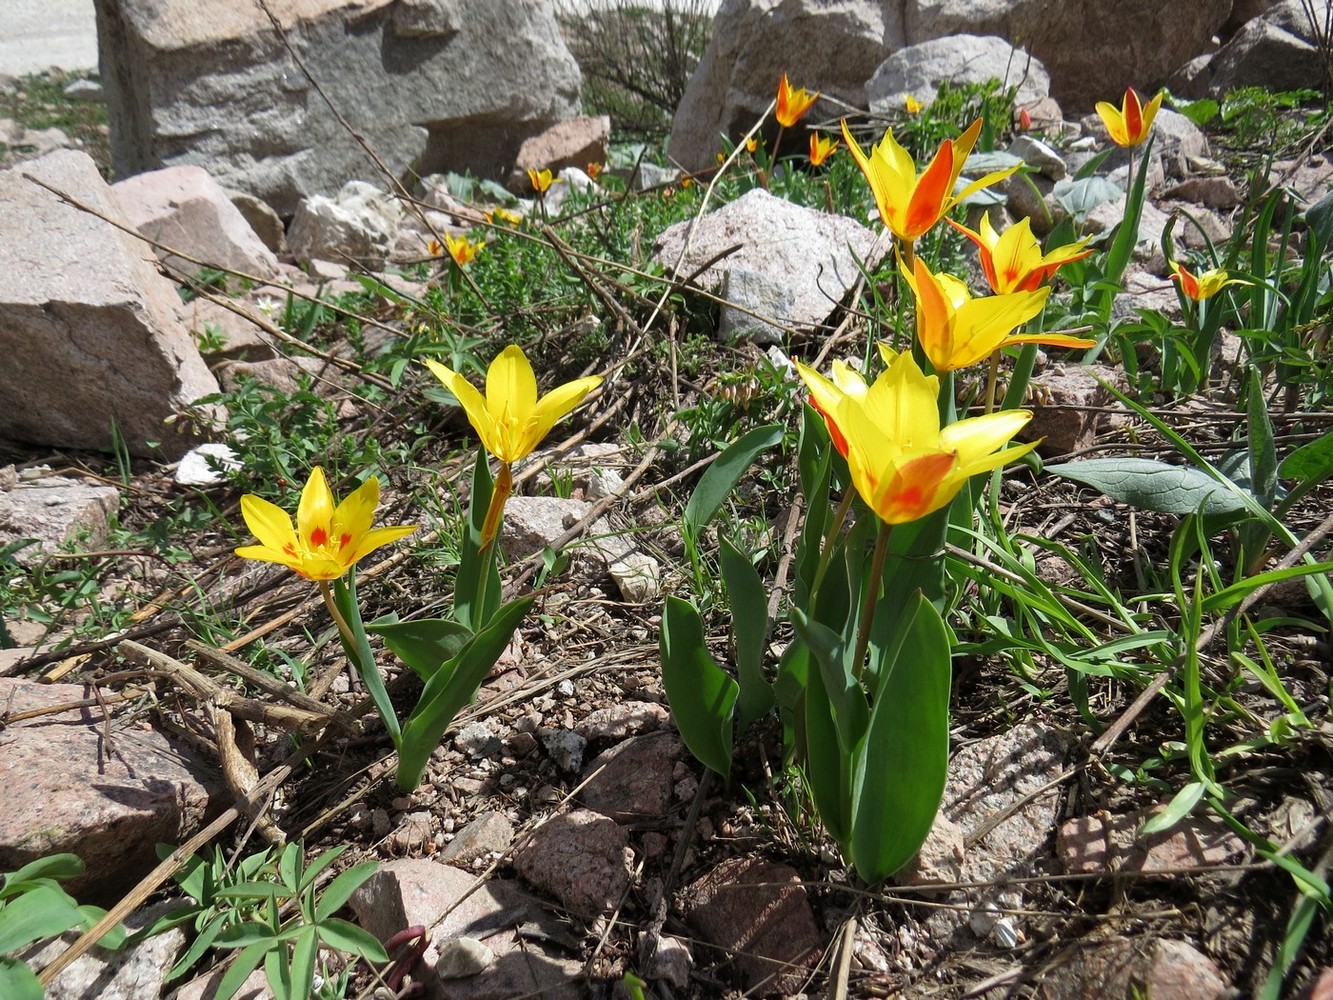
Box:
left=174, top=443, right=242, bottom=486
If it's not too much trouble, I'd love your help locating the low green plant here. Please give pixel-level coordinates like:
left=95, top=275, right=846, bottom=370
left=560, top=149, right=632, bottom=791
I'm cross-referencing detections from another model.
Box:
left=0, top=854, right=123, bottom=1000
left=184, top=842, right=383, bottom=1000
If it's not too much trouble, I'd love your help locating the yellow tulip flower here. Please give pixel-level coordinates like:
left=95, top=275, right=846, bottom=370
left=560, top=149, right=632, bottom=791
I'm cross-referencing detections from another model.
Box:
left=840, top=117, right=1019, bottom=245
left=1095, top=87, right=1163, bottom=148
left=1170, top=260, right=1248, bottom=301
left=444, top=233, right=481, bottom=267
left=904, top=94, right=924, bottom=115
left=798, top=351, right=1036, bottom=525
left=424, top=345, right=602, bottom=466
left=797, top=358, right=869, bottom=458
left=776, top=73, right=820, bottom=128
left=904, top=257, right=1100, bottom=372
left=949, top=212, right=1094, bottom=294
left=527, top=167, right=555, bottom=194
left=235, top=467, right=416, bottom=582
left=808, top=133, right=840, bottom=167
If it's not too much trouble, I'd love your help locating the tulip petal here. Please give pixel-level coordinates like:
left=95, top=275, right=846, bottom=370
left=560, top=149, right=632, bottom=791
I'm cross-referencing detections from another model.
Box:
left=941, top=409, right=1033, bottom=461
left=486, top=345, right=539, bottom=428
left=904, top=140, right=954, bottom=240
left=425, top=358, right=500, bottom=457
left=240, top=494, right=297, bottom=553
left=297, top=467, right=335, bottom=548
left=1005, top=332, right=1099, bottom=350
left=347, top=524, right=418, bottom=566
left=525, top=375, right=603, bottom=456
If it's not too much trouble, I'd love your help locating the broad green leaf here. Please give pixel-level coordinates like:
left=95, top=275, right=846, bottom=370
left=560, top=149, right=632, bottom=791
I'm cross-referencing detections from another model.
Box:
left=1047, top=457, right=1250, bottom=517
left=315, top=861, right=379, bottom=921
left=317, top=917, right=390, bottom=962
left=265, top=943, right=295, bottom=1000
left=213, top=939, right=272, bottom=1000
left=215, top=920, right=280, bottom=946
left=802, top=655, right=851, bottom=845
left=850, top=594, right=951, bottom=884
left=1052, top=175, right=1122, bottom=220
left=790, top=608, right=868, bottom=758
left=0, top=958, right=44, bottom=1000
left=1168, top=94, right=1219, bottom=127
left=719, top=537, right=775, bottom=730
left=1279, top=428, right=1333, bottom=486
left=2, top=854, right=84, bottom=893
left=1139, top=781, right=1207, bottom=835
left=366, top=618, right=472, bottom=681
left=1246, top=370, right=1278, bottom=507
left=288, top=924, right=318, bottom=1000
left=1102, top=135, right=1154, bottom=291
left=396, top=597, right=534, bottom=792
left=0, top=886, right=83, bottom=953
left=453, top=448, right=502, bottom=631
left=333, top=572, right=401, bottom=747
left=659, top=596, right=738, bottom=780
left=683, top=424, right=784, bottom=538
left=297, top=845, right=345, bottom=895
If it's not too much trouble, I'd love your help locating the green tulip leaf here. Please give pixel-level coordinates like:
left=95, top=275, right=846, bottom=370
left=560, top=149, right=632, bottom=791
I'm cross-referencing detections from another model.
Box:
left=1047, top=457, right=1250, bottom=517
left=366, top=617, right=473, bottom=681
left=396, top=597, right=533, bottom=792
left=683, top=424, right=784, bottom=538
left=659, top=596, right=738, bottom=780
left=1279, top=428, right=1333, bottom=487
left=719, top=536, right=775, bottom=730
left=850, top=593, right=952, bottom=884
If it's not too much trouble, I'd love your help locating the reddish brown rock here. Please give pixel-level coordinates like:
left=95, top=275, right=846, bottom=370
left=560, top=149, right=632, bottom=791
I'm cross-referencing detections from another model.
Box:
left=683, top=856, right=822, bottom=997
left=579, top=731, right=683, bottom=822
left=0, top=677, right=222, bottom=900
left=510, top=115, right=610, bottom=187
left=513, top=808, right=633, bottom=919
left=1039, top=936, right=1229, bottom=1000
left=1058, top=808, right=1246, bottom=875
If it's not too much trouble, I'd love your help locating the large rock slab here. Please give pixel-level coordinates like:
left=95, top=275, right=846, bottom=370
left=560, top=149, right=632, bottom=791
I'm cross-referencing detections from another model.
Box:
left=904, top=0, right=1234, bottom=111
left=0, top=677, right=223, bottom=901
left=0, top=472, right=120, bottom=565
left=0, top=150, right=220, bottom=458
left=653, top=187, right=887, bottom=336
left=1194, top=0, right=1328, bottom=97
left=867, top=34, right=1050, bottom=113
left=668, top=0, right=900, bottom=173
left=112, top=164, right=280, bottom=279
left=95, top=0, right=582, bottom=216
left=670, top=0, right=1231, bottom=168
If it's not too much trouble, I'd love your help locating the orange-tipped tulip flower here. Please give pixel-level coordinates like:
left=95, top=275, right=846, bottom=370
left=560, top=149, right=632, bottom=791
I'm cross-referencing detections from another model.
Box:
left=424, top=345, right=601, bottom=466
left=949, top=212, right=1094, bottom=294
left=776, top=73, right=819, bottom=128
left=840, top=117, right=1019, bottom=245
left=904, top=257, right=1098, bottom=372
left=798, top=351, right=1037, bottom=525
left=527, top=167, right=555, bottom=194
left=236, top=467, right=416, bottom=581
left=798, top=359, right=869, bottom=457
left=443, top=233, right=482, bottom=267
left=1170, top=260, right=1249, bottom=301
left=1095, top=88, right=1163, bottom=147
left=809, top=133, right=840, bottom=167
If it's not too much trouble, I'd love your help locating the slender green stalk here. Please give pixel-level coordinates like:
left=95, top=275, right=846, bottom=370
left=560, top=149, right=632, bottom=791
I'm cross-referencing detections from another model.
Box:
left=983, top=350, right=1001, bottom=414
left=852, top=521, right=893, bottom=681
left=810, top=487, right=856, bottom=597
left=318, top=581, right=357, bottom=651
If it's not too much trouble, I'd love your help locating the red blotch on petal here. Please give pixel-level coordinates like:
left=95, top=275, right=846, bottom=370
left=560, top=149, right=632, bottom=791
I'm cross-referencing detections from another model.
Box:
left=310, top=526, right=328, bottom=547
left=339, top=533, right=353, bottom=550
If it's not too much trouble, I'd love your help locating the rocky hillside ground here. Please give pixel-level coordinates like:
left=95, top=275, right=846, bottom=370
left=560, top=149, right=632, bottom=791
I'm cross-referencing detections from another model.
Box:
left=2, top=16, right=1333, bottom=1000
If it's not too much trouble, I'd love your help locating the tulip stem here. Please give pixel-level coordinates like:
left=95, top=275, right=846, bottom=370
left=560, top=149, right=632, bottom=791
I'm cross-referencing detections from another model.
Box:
left=769, top=125, right=785, bottom=188
left=984, top=349, right=1001, bottom=414
left=811, top=488, right=856, bottom=599
left=319, top=580, right=359, bottom=654
left=852, top=521, right=892, bottom=682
